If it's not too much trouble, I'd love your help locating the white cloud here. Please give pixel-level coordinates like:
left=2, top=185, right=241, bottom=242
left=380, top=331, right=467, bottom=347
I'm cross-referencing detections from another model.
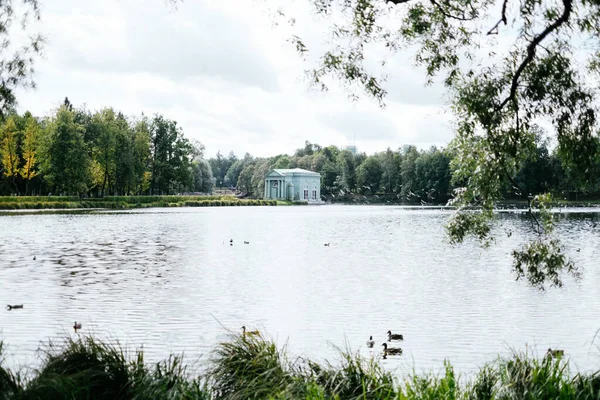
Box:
left=15, top=0, right=454, bottom=158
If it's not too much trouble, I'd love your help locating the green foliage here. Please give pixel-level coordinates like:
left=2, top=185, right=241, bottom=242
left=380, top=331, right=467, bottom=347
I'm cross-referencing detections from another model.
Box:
left=0, top=0, right=43, bottom=119
left=39, top=107, right=91, bottom=195
left=208, top=335, right=293, bottom=399
left=1, top=334, right=600, bottom=399
left=0, top=102, right=207, bottom=197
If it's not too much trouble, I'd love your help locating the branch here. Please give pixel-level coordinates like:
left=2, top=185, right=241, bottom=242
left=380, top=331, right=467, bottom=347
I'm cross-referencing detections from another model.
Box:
left=499, top=0, right=573, bottom=111
left=430, top=0, right=475, bottom=21
left=487, top=0, right=509, bottom=35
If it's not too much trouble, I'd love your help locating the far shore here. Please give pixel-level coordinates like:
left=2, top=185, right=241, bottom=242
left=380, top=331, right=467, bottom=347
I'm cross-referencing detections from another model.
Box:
left=1, top=194, right=600, bottom=213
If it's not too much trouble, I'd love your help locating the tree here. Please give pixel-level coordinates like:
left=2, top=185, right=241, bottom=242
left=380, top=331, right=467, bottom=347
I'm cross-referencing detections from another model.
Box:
left=337, top=150, right=356, bottom=193
left=238, top=162, right=256, bottom=194
left=275, top=0, right=600, bottom=289
left=378, top=148, right=401, bottom=194
left=400, top=146, right=419, bottom=200
left=414, top=147, right=451, bottom=203
left=40, top=106, right=90, bottom=195
left=0, top=1, right=43, bottom=119
left=225, top=153, right=253, bottom=189
left=149, top=114, right=194, bottom=195
left=356, top=156, right=383, bottom=193
left=19, top=117, right=40, bottom=194
left=92, top=108, right=118, bottom=196
left=0, top=116, right=20, bottom=193
left=132, top=117, right=152, bottom=194
left=192, top=159, right=214, bottom=193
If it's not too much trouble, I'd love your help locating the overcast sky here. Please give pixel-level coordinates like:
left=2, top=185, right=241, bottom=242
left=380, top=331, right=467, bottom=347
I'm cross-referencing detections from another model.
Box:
left=15, top=0, right=454, bottom=158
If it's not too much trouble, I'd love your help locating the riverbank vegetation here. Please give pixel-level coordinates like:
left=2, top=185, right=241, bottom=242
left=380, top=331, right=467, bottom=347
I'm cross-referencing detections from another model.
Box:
left=0, top=196, right=275, bottom=210
left=1, top=334, right=598, bottom=399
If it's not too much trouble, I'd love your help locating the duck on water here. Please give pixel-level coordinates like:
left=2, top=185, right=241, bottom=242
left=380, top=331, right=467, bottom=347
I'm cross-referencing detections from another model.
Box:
left=381, top=343, right=403, bottom=358
left=366, top=336, right=375, bottom=348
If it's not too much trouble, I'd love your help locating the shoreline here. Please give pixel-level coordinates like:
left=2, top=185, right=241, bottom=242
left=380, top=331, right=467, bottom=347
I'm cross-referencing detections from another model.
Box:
left=0, top=333, right=597, bottom=399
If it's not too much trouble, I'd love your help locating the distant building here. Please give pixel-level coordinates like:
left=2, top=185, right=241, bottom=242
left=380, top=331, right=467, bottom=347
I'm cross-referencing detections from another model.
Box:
left=264, top=168, right=322, bottom=203
left=344, top=145, right=357, bottom=155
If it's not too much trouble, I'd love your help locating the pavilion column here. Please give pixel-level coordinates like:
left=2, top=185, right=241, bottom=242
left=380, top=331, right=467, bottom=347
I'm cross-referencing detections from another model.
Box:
left=264, top=180, right=268, bottom=198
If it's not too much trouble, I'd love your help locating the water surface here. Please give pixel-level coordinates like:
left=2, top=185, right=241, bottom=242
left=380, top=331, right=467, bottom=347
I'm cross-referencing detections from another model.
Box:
left=1, top=206, right=599, bottom=375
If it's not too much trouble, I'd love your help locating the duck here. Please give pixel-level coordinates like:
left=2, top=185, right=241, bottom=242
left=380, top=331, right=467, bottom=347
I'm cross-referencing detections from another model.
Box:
left=33, top=256, right=36, bottom=260
left=241, top=326, right=260, bottom=336
left=381, top=342, right=403, bottom=356
left=6, top=304, right=24, bottom=311
left=73, top=321, right=82, bottom=332
left=244, top=241, right=250, bottom=244
left=324, top=243, right=330, bottom=247
left=546, top=348, right=564, bottom=358
left=387, top=330, right=404, bottom=341
left=230, top=239, right=233, bottom=246
left=366, top=335, right=375, bottom=348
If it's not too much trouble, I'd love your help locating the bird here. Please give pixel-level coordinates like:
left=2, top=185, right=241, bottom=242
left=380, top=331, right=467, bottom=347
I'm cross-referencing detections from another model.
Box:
left=387, top=330, right=404, bottom=341
left=230, top=239, right=233, bottom=246
left=73, top=321, right=82, bottom=332
left=546, top=348, right=564, bottom=359
left=241, top=326, right=260, bottom=336
left=6, top=304, right=23, bottom=311
left=381, top=343, right=403, bottom=356
left=324, top=243, right=330, bottom=247
left=244, top=241, right=250, bottom=244
left=366, top=336, right=375, bottom=348
left=33, top=256, right=36, bottom=260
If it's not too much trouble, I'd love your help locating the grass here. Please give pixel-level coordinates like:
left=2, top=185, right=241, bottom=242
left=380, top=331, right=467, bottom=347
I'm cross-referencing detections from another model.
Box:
left=1, top=335, right=599, bottom=399
left=0, top=196, right=278, bottom=210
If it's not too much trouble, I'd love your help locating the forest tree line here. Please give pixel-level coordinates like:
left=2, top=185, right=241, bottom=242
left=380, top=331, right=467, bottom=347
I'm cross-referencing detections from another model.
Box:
left=209, top=137, right=594, bottom=203
left=0, top=99, right=214, bottom=196
left=2, top=100, right=593, bottom=203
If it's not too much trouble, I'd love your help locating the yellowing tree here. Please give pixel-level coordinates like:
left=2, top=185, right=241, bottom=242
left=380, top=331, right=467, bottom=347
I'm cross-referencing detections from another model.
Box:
left=20, top=118, right=39, bottom=194
left=1, top=117, right=20, bottom=193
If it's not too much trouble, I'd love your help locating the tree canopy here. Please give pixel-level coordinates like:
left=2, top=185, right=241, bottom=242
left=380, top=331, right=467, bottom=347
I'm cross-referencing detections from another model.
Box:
left=0, top=100, right=212, bottom=196
left=272, top=0, right=600, bottom=289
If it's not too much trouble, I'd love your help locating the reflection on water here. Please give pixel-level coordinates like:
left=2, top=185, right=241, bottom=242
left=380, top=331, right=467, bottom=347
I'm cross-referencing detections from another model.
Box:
left=1, top=206, right=599, bottom=374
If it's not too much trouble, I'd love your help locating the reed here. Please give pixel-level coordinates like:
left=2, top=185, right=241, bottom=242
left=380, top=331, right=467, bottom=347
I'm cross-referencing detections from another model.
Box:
left=1, top=334, right=598, bottom=399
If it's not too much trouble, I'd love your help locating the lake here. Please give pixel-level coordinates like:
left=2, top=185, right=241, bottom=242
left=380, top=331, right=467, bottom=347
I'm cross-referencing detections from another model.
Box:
left=1, top=205, right=599, bottom=376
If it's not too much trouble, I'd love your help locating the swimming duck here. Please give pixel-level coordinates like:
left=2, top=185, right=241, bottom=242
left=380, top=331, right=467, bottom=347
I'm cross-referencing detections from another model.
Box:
left=33, top=256, right=36, bottom=260
left=546, top=348, right=564, bottom=358
left=242, top=326, right=260, bottom=336
left=73, top=322, right=82, bottom=332
left=366, top=336, right=375, bottom=348
left=244, top=241, right=250, bottom=244
left=387, top=330, right=404, bottom=341
left=324, top=243, right=330, bottom=247
left=6, top=304, right=23, bottom=310
left=381, top=343, right=403, bottom=356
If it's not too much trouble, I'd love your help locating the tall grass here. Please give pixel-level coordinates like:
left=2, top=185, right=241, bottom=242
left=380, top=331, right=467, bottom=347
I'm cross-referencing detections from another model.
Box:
left=0, top=334, right=599, bottom=399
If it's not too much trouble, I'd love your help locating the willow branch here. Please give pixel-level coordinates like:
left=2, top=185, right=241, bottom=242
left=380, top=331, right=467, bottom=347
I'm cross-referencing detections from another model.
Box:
left=499, top=0, right=573, bottom=111
left=430, top=0, right=475, bottom=21
left=487, top=0, right=509, bottom=35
